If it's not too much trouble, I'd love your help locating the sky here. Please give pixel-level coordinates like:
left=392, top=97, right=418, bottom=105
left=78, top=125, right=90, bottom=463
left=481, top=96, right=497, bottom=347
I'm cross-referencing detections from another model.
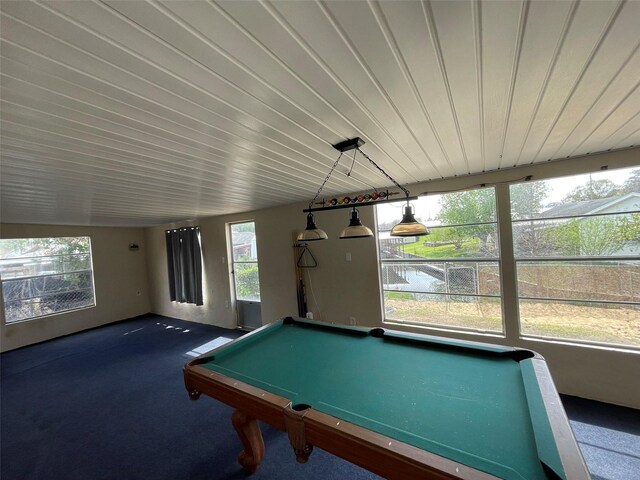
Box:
left=375, top=165, right=637, bottom=225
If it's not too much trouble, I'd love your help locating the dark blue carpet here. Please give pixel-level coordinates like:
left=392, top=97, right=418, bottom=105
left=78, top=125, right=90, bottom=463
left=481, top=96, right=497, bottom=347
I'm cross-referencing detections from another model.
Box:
left=561, top=396, right=640, bottom=480
left=1, top=315, right=380, bottom=480
left=1, top=314, right=638, bottom=479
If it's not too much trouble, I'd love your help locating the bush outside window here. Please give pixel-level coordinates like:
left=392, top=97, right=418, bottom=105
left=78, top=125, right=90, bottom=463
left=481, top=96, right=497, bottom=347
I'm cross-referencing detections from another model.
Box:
left=0, top=237, right=96, bottom=323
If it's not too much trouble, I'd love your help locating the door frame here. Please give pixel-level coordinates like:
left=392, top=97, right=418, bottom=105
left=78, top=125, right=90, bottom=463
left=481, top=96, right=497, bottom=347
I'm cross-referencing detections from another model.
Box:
left=227, top=220, right=261, bottom=329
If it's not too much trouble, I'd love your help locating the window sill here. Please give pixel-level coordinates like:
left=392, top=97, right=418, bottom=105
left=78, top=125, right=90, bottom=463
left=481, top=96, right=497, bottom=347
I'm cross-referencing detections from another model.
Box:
left=519, top=335, right=640, bottom=354
left=3, top=304, right=96, bottom=326
left=383, top=319, right=506, bottom=341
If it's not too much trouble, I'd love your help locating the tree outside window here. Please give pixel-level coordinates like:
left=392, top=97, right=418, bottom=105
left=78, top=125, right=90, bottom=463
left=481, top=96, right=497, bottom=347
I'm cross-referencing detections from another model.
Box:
left=0, top=237, right=96, bottom=323
left=377, top=166, right=639, bottom=347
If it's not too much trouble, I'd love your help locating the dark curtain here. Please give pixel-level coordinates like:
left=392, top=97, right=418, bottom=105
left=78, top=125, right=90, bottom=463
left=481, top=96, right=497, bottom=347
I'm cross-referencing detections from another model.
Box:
left=165, top=227, right=203, bottom=305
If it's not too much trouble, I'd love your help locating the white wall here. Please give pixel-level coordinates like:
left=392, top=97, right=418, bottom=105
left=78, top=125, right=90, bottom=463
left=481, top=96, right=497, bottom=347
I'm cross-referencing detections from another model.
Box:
left=0, top=223, right=150, bottom=351
left=144, top=202, right=383, bottom=329
left=145, top=149, right=640, bottom=408
left=144, top=204, right=303, bottom=329
left=1, top=150, right=637, bottom=407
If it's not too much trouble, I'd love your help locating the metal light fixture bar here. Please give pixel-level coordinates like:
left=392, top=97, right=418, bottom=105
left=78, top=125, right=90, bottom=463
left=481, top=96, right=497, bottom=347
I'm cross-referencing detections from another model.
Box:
left=333, top=137, right=411, bottom=198
left=297, top=137, right=429, bottom=241
left=304, top=137, right=415, bottom=212
left=303, top=195, right=419, bottom=213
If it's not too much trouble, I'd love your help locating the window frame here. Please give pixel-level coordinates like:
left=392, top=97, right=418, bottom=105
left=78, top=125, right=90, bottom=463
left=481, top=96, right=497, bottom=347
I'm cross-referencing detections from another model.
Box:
left=508, top=173, right=639, bottom=349
left=376, top=168, right=639, bottom=351
left=377, top=186, right=504, bottom=335
left=0, top=236, right=96, bottom=325
left=229, top=221, right=261, bottom=302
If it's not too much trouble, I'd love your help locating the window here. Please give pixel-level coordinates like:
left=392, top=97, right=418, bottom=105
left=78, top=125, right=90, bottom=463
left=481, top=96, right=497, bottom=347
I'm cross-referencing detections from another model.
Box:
left=0, top=237, right=95, bottom=324
left=377, top=187, right=502, bottom=332
left=230, top=222, right=260, bottom=302
left=510, top=167, right=639, bottom=347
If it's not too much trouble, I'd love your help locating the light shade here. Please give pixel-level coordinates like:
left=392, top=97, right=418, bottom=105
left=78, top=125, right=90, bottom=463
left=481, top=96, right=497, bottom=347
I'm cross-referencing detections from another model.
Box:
left=390, top=204, right=429, bottom=237
left=297, top=213, right=328, bottom=241
left=339, top=208, right=374, bottom=239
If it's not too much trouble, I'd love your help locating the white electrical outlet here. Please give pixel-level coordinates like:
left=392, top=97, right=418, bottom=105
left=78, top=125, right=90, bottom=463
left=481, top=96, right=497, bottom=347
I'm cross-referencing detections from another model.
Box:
left=346, top=252, right=352, bottom=262
left=349, top=316, right=356, bottom=326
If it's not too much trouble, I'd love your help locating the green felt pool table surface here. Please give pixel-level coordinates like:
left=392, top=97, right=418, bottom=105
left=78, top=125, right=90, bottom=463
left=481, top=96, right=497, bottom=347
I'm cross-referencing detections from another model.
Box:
left=185, top=317, right=589, bottom=480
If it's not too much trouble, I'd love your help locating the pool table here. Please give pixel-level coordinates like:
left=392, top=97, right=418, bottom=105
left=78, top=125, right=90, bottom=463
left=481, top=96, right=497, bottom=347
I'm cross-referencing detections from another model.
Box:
left=183, top=317, right=590, bottom=479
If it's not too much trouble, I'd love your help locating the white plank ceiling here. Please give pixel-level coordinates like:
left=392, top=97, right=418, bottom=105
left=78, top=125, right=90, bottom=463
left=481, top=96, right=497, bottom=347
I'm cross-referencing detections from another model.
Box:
left=1, top=0, right=639, bottom=226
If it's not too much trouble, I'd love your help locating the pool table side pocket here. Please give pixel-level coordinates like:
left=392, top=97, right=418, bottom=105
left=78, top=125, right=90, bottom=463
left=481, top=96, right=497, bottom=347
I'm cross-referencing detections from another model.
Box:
left=283, top=404, right=314, bottom=463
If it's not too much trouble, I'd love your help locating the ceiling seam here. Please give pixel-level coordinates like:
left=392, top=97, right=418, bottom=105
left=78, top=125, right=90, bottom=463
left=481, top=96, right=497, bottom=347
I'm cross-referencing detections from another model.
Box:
left=104, top=0, right=350, bottom=157
left=513, top=1, right=579, bottom=165
left=1, top=160, right=291, bottom=203
left=0, top=79, right=361, bottom=189
left=317, top=0, right=441, bottom=178
left=368, top=0, right=455, bottom=173
left=3, top=133, right=316, bottom=197
left=530, top=0, right=626, bottom=162
left=611, top=125, right=640, bottom=149
left=0, top=118, right=322, bottom=196
left=496, top=0, right=530, bottom=170
left=0, top=143, right=308, bottom=199
left=0, top=120, right=320, bottom=198
left=159, top=0, right=382, bottom=172
left=470, top=0, right=485, bottom=172
left=0, top=50, right=348, bottom=180
left=0, top=101, right=318, bottom=179
left=423, top=0, right=474, bottom=175
left=257, top=0, right=419, bottom=180
left=57, top=1, right=340, bottom=156
left=548, top=39, right=640, bottom=159
left=568, top=80, right=640, bottom=156
left=1, top=9, right=338, bottom=172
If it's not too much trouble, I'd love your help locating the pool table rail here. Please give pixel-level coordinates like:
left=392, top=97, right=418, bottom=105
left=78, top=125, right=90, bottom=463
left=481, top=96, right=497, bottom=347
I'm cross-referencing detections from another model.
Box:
left=183, top=317, right=590, bottom=480
left=184, top=362, right=499, bottom=479
left=530, top=358, right=591, bottom=480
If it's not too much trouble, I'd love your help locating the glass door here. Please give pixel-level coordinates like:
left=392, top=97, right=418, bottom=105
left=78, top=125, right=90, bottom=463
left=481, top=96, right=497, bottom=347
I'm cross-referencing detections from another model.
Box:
left=229, top=221, right=262, bottom=329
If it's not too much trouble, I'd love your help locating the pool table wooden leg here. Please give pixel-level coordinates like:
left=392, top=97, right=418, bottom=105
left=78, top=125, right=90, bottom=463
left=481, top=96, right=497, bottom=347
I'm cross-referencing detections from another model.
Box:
left=231, top=409, right=265, bottom=474
left=283, top=404, right=313, bottom=463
